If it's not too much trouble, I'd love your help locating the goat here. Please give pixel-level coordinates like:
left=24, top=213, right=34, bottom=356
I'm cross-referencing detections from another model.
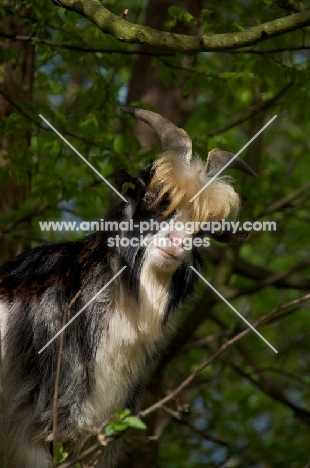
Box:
left=0, top=107, right=255, bottom=467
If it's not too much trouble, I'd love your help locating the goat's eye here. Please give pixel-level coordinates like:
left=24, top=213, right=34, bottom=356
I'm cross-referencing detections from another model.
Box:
left=144, top=192, right=155, bottom=203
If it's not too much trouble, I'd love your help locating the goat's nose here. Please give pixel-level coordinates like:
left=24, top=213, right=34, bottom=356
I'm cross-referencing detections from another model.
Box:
left=169, top=231, right=185, bottom=247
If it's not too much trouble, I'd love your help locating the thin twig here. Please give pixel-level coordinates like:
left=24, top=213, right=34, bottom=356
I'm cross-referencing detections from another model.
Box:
left=229, top=259, right=310, bottom=298
left=0, top=329, right=5, bottom=464
left=57, top=293, right=310, bottom=466
left=257, top=181, right=310, bottom=217
left=201, top=81, right=292, bottom=139
left=120, top=9, right=129, bottom=19
left=0, top=33, right=174, bottom=55
left=231, top=45, right=310, bottom=54
left=207, top=246, right=310, bottom=291
left=0, top=88, right=103, bottom=147
left=58, top=429, right=116, bottom=468
left=157, top=56, right=222, bottom=79
left=139, top=293, right=310, bottom=418
left=161, top=406, right=231, bottom=449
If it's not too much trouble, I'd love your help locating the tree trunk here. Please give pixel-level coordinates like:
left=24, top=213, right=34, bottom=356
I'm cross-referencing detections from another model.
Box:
left=119, top=1, right=201, bottom=467
left=126, top=0, right=201, bottom=150
left=0, top=1, right=34, bottom=262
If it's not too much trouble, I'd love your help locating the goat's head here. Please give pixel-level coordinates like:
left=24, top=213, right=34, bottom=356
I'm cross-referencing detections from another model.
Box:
left=113, top=107, right=255, bottom=274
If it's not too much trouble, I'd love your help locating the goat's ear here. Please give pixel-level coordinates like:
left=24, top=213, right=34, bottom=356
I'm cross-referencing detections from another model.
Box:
left=208, top=229, right=249, bottom=244
left=205, top=148, right=256, bottom=177
left=114, top=169, right=144, bottom=202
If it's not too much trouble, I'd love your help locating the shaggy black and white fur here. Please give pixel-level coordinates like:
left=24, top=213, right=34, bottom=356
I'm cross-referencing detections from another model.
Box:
left=0, top=110, right=253, bottom=467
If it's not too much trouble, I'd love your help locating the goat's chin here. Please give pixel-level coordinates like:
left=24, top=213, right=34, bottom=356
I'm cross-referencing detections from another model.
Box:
left=148, top=245, right=187, bottom=272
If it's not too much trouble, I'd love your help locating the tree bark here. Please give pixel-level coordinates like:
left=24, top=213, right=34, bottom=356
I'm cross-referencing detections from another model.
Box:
left=52, top=0, right=310, bottom=53
left=117, top=2, right=201, bottom=467
left=126, top=0, right=201, bottom=149
left=0, top=2, right=34, bottom=262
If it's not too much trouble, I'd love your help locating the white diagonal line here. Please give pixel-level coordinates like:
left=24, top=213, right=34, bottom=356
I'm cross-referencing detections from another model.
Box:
left=39, top=114, right=127, bottom=203
left=190, top=266, right=278, bottom=353
left=38, top=266, right=127, bottom=354
left=189, top=115, right=277, bottom=202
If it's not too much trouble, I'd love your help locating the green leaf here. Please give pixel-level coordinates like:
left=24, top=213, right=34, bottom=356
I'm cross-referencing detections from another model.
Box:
left=53, top=443, right=69, bottom=466
left=167, top=5, right=182, bottom=18
left=183, top=11, right=195, bottom=24
left=201, top=8, right=213, bottom=17
left=113, top=422, right=129, bottom=431
left=120, top=409, right=132, bottom=418
left=219, top=71, right=236, bottom=79
left=167, top=5, right=195, bottom=24
left=105, top=425, right=116, bottom=437
left=113, top=134, right=125, bottom=155
left=123, top=416, right=147, bottom=430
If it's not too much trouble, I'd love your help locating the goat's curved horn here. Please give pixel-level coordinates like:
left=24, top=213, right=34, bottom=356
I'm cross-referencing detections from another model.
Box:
left=205, top=148, right=256, bottom=177
left=121, top=106, right=192, bottom=165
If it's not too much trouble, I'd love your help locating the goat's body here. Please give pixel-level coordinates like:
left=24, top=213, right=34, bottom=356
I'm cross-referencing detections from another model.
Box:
left=0, top=231, right=196, bottom=467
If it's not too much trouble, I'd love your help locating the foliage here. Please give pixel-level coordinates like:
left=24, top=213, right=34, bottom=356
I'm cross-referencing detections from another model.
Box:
left=1, top=0, right=310, bottom=467
left=53, top=443, right=69, bottom=466
left=105, top=409, right=147, bottom=436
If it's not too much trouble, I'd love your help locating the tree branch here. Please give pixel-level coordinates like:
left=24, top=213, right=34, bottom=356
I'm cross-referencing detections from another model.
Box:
left=231, top=45, right=310, bottom=54
left=229, top=258, right=310, bottom=298
left=58, top=293, right=310, bottom=466
left=200, top=81, right=293, bottom=139
left=3, top=32, right=310, bottom=56
left=0, top=87, right=103, bottom=146
left=219, top=353, right=310, bottom=425
left=161, top=406, right=232, bottom=450
left=257, top=182, right=310, bottom=216
left=51, top=0, right=310, bottom=53
left=0, top=33, right=174, bottom=55
left=208, top=246, right=310, bottom=290
left=139, top=293, right=310, bottom=419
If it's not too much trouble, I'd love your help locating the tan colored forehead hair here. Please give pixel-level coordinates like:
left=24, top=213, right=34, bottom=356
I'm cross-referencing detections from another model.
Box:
left=149, top=152, right=240, bottom=223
